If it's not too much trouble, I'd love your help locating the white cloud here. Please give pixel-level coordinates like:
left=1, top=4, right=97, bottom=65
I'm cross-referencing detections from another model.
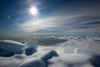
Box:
left=15, top=2, right=100, bottom=33
left=18, top=14, right=100, bottom=33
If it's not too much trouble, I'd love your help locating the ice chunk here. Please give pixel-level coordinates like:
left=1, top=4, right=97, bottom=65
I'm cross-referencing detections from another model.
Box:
left=25, top=42, right=38, bottom=56
left=41, top=50, right=59, bottom=61
left=0, top=40, right=24, bottom=57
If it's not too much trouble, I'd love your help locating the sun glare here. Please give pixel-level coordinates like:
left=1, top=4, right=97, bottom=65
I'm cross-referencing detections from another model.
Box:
left=29, top=7, right=39, bottom=16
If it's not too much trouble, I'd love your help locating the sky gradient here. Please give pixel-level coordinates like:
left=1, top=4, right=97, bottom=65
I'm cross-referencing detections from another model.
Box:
left=0, top=0, right=100, bottom=37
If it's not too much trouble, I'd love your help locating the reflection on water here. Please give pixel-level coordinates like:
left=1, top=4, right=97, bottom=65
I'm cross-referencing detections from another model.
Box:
left=0, top=33, right=64, bottom=45
left=35, top=38, right=65, bottom=45
left=0, top=37, right=65, bottom=45
left=1, top=33, right=98, bottom=45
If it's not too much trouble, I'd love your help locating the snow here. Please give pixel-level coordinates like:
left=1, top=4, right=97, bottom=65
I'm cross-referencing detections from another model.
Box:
left=0, top=40, right=38, bottom=57
left=25, top=42, right=38, bottom=56
left=3, top=40, right=25, bottom=46
left=0, top=36, right=100, bottom=67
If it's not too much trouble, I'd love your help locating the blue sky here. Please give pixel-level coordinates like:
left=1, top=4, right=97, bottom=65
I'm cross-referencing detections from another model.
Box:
left=0, top=0, right=100, bottom=36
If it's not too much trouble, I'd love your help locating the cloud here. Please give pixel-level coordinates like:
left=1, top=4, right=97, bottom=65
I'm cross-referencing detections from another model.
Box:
left=19, top=16, right=58, bottom=32
left=18, top=14, right=100, bottom=32
left=15, top=1, right=100, bottom=33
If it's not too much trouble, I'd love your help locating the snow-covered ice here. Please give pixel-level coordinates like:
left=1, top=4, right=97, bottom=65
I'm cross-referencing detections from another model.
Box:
left=0, top=36, right=100, bottom=67
left=0, top=40, right=38, bottom=57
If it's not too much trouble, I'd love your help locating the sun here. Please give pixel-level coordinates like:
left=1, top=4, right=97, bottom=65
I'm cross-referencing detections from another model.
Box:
left=29, top=7, right=39, bottom=16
